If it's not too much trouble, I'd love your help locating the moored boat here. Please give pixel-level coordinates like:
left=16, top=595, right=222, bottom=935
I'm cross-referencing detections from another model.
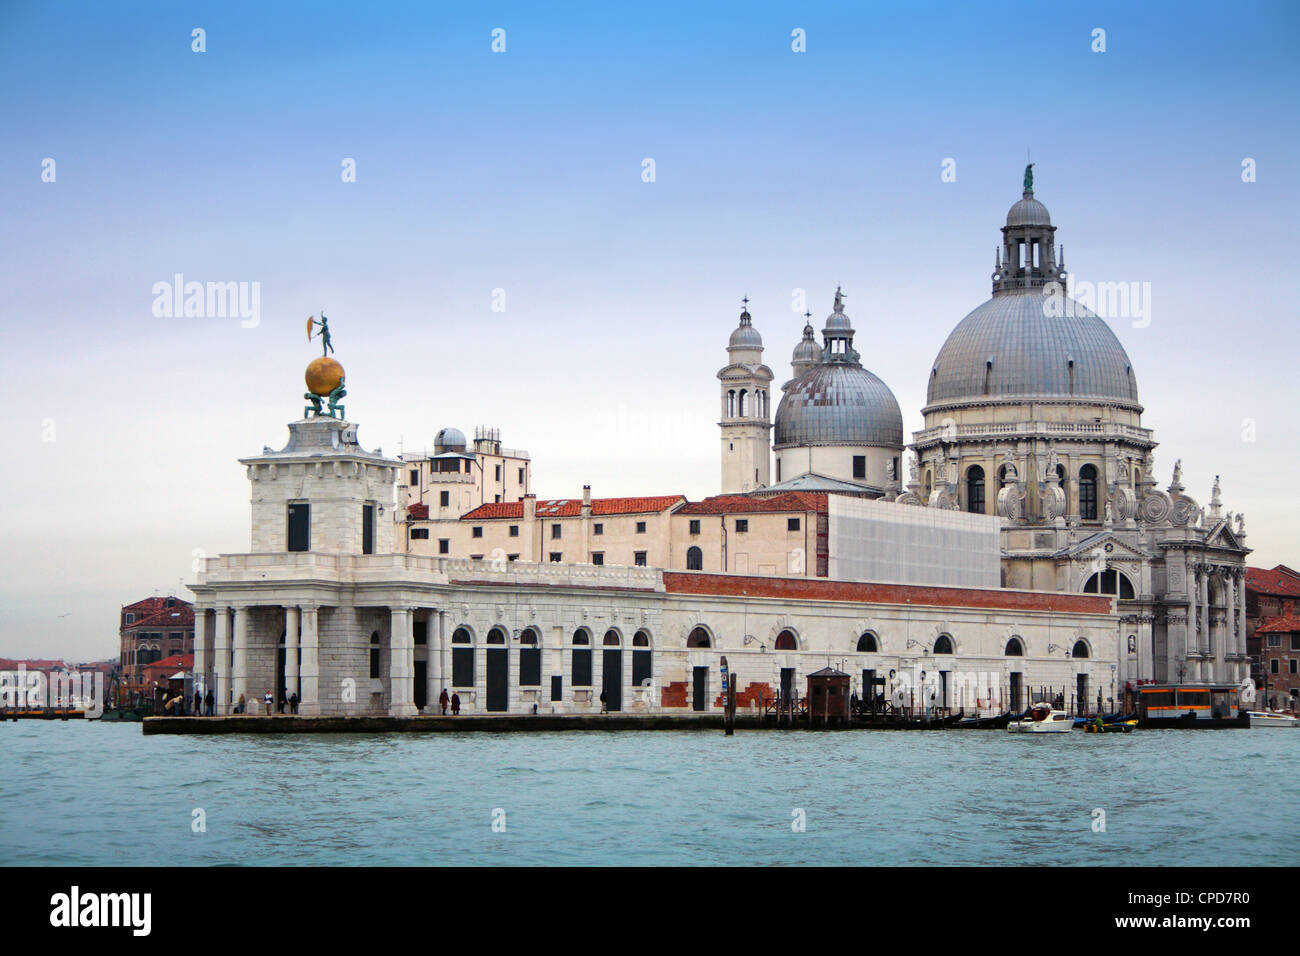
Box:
left=1006, top=702, right=1073, bottom=733
left=1247, top=710, right=1299, bottom=728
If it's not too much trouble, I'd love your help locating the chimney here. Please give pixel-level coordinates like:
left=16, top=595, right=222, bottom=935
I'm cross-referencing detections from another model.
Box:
left=523, top=494, right=536, bottom=522
left=581, top=484, right=592, bottom=517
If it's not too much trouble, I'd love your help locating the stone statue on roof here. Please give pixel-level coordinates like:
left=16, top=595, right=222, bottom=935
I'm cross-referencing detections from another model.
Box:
left=1024, top=163, right=1034, bottom=193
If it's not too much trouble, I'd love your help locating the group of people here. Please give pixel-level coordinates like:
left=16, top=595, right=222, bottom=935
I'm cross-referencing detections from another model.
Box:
left=162, top=689, right=217, bottom=716
left=436, top=688, right=462, bottom=715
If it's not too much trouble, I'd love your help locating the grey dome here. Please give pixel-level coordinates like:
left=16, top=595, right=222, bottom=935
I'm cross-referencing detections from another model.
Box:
left=926, top=290, right=1139, bottom=408
left=1006, top=193, right=1051, bottom=227
left=434, top=427, right=467, bottom=452
left=791, top=325, right=820, bottom=363
left=775, top=363, right=904, bottom=448
left=728, top=309, right=763, bottom=348
left=824, top=310, right=853, bottom=332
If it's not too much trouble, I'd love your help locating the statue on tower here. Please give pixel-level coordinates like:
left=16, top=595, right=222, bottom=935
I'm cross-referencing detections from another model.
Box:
left=1023, top=163, right=1035, bottom=193
left=303, top=313, right=347, bottom=419
left=833, top=286, right=845, bottom=313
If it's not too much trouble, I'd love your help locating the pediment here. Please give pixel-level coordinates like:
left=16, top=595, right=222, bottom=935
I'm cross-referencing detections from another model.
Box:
left=1055, top=531, right=1151, bottom=561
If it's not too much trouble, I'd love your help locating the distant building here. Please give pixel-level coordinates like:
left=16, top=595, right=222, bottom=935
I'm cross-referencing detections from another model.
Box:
left=1246, top=565, right=1300, bottom=710
left=120, top=596, right=194, bottom=692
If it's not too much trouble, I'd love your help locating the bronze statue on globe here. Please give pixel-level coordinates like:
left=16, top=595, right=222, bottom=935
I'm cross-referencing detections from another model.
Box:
left=303, top=313, right=347, bottom=419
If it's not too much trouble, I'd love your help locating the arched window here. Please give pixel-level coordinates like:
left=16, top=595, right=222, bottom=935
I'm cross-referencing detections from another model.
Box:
left=774, top=630, right=797, bottom=651
left=487, top=627, right=506, bottom=645
left=1079, top=464, right=1098, bottom=520
left=603, top=629, right=620, bottom=646
left=1005, top=637, right=1024, bottom=656
left=687, top=627, right=711, bottom=648
left=519, top=628, right=540, bottom=686
left=451, top=627, right=474, bottom=688
left=857, top=632, right=878, bottom=653
left=572, top=629, right=592, bottom=687
left=967, top=465, right=985, bottom=515
left=738, top=389, right=748, bottom=417
left=727, top=390, right=735, bottom=418
left=632, top=630, right=652, bottom=686
left=934, top=634, right=954, bottom=654
left=1071, top=640, right=1090, bottom=659
left=1083, top=569, right=1135, bottom=599
left=369, top=631, right=381, bottom=679
left=519, top=629, right=538, bottom=645
left=923, top=470, right=933, bottom=499
left=686, top=546, right=703, bottom=571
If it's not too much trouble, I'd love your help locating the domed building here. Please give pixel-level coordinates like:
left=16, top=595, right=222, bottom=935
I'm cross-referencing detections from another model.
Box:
left=765, top=289, right=904, bottom=495
left=902, top=170, right=1251, bottom=688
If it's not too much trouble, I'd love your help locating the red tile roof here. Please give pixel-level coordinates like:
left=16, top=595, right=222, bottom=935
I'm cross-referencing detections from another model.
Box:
left=663, top=571, right=1114, bottom=614
left=1257, top=615, right=1300, bottom=634
left=127, top=605, right=195, bottom=629
left=1246, top=566, right=1300, bottom=598
left=145, top=654, right=194, bottom=671
left=407, top=503, right=429, bottom=519
left=462, top=495, right=686, bottom=521
left=0, top=658, right=69, bottom=671
left=676, top=493, right=827, bottom=515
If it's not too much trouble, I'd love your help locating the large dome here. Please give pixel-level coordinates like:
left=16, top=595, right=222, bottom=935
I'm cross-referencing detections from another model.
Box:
left=926, top=290, right=1140, bottom=409
left=775, top=363, right=904, bottom=448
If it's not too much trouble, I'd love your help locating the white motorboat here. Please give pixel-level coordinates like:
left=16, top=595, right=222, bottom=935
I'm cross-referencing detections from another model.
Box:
left=1006, top=702, right=1074, bottom=733
left=1248, top=710, right=1299, bottom=728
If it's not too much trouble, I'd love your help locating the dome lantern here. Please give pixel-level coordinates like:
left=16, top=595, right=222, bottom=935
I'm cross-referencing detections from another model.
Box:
left=994, top=166, right=1066, bottom=296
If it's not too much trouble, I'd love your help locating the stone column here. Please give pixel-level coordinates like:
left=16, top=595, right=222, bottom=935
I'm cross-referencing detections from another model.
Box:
left=389, top=606, right=417, bottom=716
left=1236, top=569, right=1249, bottom=678
left=231, top=605, right=249, bottom=706
left=425, top=611, right=442, bottom=713
left=285, top=605, right=300, bottom=702
left=193, top=609, right=208, bottom=697
left=1184, top=565, right=1197, bottom=681
left=300, top=605, right=320, bottom=715
left=1198, top=566, right=1210, bottom=658
left=213, top=607, right=231, bottom=713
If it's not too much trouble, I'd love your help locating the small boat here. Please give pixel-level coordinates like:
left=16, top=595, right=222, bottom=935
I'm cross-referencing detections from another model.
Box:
left=1084, top=719, right=1133, bottom=733
left=1248, top=711, right=1299, bottom=728
left=956, top=711, right=1014, bottom=729
left=1007, top=702, right=1073, bottom=733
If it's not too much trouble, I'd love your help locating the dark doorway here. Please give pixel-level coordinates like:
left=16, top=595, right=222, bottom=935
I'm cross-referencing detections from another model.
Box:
left=1009, top=672, right=1024, bottom=712
left=692, top=666, right=709, bottom=712
left=1076, top=673, right=1089, bottom=714
left=486, top=648, right=508, bottom=712
left=602, top=648, right=622, bottom=712
left=413, top=661, right=427, bottom=710
left=780, top=667, right=795, bottom=702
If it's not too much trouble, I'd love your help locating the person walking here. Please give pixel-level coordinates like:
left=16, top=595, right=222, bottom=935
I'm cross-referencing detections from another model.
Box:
left=599, top=690, right=608, bottom=714
left=263, top=691, right=273, bottom=715
left=439, top=688, right=449, bottom=716
left=205, top=689, right=214, bottom=716
left=289, top=692, right=299, bottom=714
left=451, top=692, right=461, bottom=716
left=236, top=692, right=246, bottom=714
left=193, top=690, right=201, bottom=716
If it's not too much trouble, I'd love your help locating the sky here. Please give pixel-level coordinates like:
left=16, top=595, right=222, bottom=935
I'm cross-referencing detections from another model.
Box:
left=1, top=0, right=1296, bottom=660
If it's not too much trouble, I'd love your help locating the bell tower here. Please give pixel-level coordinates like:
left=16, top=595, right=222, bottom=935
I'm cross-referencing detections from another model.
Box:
left=718, top=298, right=773, bottom=493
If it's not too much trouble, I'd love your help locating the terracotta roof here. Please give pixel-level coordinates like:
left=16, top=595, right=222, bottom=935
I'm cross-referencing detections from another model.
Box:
left=145, top=654, right=194, bottom=671
left=1257, top=615, right=1300, bottom=634
left=462, top=495, right=685, bottom=521
left=407, top=503, right=429, bottom=519
left=662, top=571, right=1114, bottom=614
left=1246, top=566, right=1300, bottom=598
left=126, top=604, right=195, bottom=629
left=676, top=493, right=827, bottom=515
left=0, top=658, right=69, bottom=671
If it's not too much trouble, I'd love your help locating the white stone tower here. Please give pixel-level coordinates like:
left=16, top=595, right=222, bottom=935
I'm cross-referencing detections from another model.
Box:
left=718, top=299, right=773, bottom=493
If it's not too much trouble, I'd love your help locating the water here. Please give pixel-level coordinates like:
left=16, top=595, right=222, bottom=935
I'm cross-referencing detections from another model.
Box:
left=2, top=722, right=1297, bottom=866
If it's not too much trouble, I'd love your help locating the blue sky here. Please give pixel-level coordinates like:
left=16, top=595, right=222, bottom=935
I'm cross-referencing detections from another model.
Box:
left=1, top=0, right=1296, bottom=658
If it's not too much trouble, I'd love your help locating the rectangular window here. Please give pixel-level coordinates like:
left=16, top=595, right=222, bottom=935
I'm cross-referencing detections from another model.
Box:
left=362, top=504, right=375, bottom=555
left=438, top=539, right=450, bottom=554
left=593, top=523, right=604, bottom=535
left=287, top=503, right=310, bottom=552
left=411, top=528, right=429, bottom=540
left=787, top=517, right=801, bottom=531
left=440, top=491, right=449, bottom=507
left=1271, top=659, right=1280, bottom=674
left=549, top=552, right=562, bottom=563
left=518, top=467, right=525, bottom=483
left=636, top=521, right=647, bottom=534
left=413, top=622, right=427, bottom=646
left=507, top=554, right=519, bottom=562
left=125, top=613, right=135, bottom=625
left=551, top=523, right=562, bottom=539
left=634, top=551, right=647, bottom=567
left=509, top=525, right=519, bottom=537
left=853, top=455, right=867, bottom=479
left=776, top=460, right=781, bottom=482
left=494, top=495, right=500, bottom=503
left=495, top=464, right=501, bottom=480
left=452, top=647, right=474, bottom=688
left=689, top=519, right=700, bottom=535
left=472, top=526, right=483, bottom=538
left=735, top=519, right=748, bottom=533
left=1291, top=659, right=1298, bottom=675
left=409, top=469, right=418, bottom=486
left=470, top=554, right=483, bottom=560
left=591, top=552, right=604, bottom=566
left=370, top=644, right=381, bottom=679
left=1269, top=635, right=1282, bottom=647
left=1292, top=636, right=1300, bottom=651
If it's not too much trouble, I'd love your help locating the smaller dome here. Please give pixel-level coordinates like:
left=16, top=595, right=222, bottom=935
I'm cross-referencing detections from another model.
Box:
left=792, top=324, right=820, bottom=364
left=729, top=308, right=763, bottom=348
left=434, top=427, right=467, bottom=453
left=1006, top=192, right=1051, bottom=227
